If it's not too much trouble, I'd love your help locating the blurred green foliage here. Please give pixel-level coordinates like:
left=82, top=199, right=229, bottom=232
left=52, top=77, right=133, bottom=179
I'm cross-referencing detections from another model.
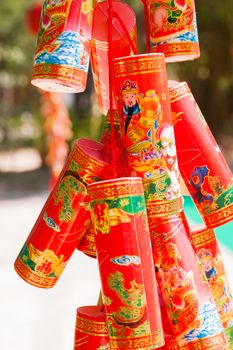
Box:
left=0, top=0, right=232, bottom=155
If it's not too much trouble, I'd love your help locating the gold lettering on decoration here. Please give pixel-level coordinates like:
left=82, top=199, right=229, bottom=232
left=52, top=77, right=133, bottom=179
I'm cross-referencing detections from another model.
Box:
left=205, top=202, right=233, bottom=228
left=113, top=57, right=165, bottom=77
left=169, top=82, right=190, bottom=103
left=191, top=229, right=215, bottom=248
left=76, top=316, right=108, bottom=337
left=153, top=42, right=199, bottom=55
left=15, top=258, right=56, bottom=288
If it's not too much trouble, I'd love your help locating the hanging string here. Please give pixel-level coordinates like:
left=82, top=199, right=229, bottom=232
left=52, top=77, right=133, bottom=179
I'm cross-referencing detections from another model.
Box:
left=107, top=0, right=117, bottom=178
left=140, top=0, right=151, bottom=53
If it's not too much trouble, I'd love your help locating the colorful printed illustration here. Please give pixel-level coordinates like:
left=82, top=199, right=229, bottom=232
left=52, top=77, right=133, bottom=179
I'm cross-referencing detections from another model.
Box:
left=43, top=212, right=61, bottom=232
left=190, top=165, right=233, bottom=216
left=108, top=271, right=146, bottom=324
left=19, top=243, right=64, bottom=278
left=149, top=0, right=193, bottom=40
left=111, top=255, right=141, bottom=266
left=152, top=234, right=224, bottom=344
left=92, top=195, right=145, bottom=235
left=197, top=248, right=233, bottom=329
left=54, top=171, right=88, bottom=222
left=35, top=0, right=73, bottom=56
left=120, top=79, right=180, bottom=200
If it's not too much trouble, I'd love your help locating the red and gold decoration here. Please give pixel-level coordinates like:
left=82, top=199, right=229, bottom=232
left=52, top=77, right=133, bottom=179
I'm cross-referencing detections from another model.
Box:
left=169, top=80, right=233, bottom=229
left=31, top=0, right=94, bottom=93
left=91, top=0, right=137, bottom=114
left=190, top=224, right=233, bottom=347
left=14, top=138, right=111, bottom=288
left=112, top=53, right=181, bottom=197
left=88, top=177, right=164, bottom=349
left=142, top=0, right=200, bottom=62
left=73, top=306, right=110, bottom=349
left=16, top=0, right=233, bottom=348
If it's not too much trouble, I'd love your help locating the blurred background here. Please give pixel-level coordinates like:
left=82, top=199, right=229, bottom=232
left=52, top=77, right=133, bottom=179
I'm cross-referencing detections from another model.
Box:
left=0, top=0, right=232, bottom=349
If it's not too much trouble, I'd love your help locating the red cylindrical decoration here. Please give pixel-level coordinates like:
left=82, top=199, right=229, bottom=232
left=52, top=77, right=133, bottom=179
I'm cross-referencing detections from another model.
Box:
left=73, top=305, right=110, bottom=349
left=31, top=0, right=93, bottom=93
left=143, top=0, right=200, bottom=62
left=113, top=54, right=181, bottom=201
left=169, top=80, right=233, bottom=228
left=190, top=224, right=233, bottom=347
left=144, top=205, right=227, bottom=349
left=14, top=138, right=111, bottom=288
left=88, top=177, right=164, bottom=349
left=91, top=0, right=137, bottom=115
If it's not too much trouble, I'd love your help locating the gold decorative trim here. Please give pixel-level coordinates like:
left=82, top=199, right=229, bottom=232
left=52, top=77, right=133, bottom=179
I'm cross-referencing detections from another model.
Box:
left=14, top=258, right=56, bottom=289
left=88, top=178, right=144, bottom=201
left=113, top=55, right=165, bottom=78
left=32, top=63, right=87, bottom=86
left=152, top=42, right=199, bottom=57
left=76, top=315, right=108, bottom=337
left=146, top=197, right=183, bottom=217
left=191, top=228, right=215, bottom=248
left=204, top=202, right=233, bottom=228
left=110, top=331, right=164, bottom=349
left=71, top=141, right=108, bottom=175
left=169, top=82, right=191, bottom=103
left=178, top=332, right=227, bottom=350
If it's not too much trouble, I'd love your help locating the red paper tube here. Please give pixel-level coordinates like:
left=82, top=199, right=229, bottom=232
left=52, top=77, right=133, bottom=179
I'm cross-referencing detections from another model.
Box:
left=169, top=80, right=233, bottom=228
left=88, top=177, right=164, bottom=349
left=14, top=138, right=111, bottom=288
left=77, top=110, right=124, bottom=258
left=91, top=0, right=137, bottom=115
left=73, top=305, right=110, bottom=349
left=112, top=54, right=181, bottom=203
left=31, top=0, right=93, bottom=93
left=190, top=224, right=233, bottom=347
left=144, top=198, right=228, bottom=350
left=143, top=0, right=200, bottom=62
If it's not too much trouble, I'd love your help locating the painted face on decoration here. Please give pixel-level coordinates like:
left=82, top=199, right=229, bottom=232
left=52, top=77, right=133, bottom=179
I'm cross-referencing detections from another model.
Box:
left=123, top=93, right=137, bottom=108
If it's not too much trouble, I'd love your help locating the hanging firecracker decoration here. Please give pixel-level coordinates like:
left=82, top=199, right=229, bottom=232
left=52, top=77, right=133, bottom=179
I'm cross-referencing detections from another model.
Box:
left=112, top=52, right=228, bottom=350
left=14, top=138, right=112, bottom=288
left=190, top=224, right=233, bottom=347
left=169, top=80, right=233, bottom=229
left=141, top=0, right=200, bottom=62
left=88, top=177, right=164, bottom=349
left=31, top=0, right=95, bottom=93
left=15, top=0, right=233, bottom=348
